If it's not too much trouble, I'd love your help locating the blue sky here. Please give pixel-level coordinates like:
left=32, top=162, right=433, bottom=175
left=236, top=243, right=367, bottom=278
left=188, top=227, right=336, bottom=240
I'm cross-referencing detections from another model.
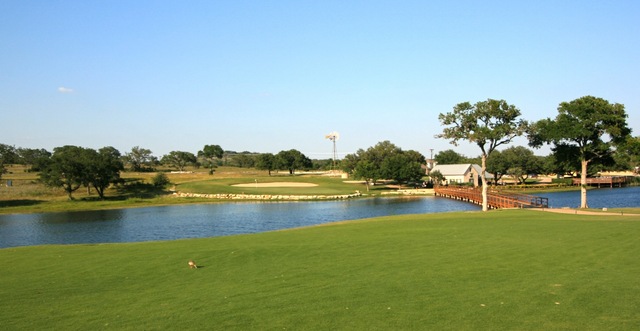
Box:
left=2, top=1, right=638, bottom=159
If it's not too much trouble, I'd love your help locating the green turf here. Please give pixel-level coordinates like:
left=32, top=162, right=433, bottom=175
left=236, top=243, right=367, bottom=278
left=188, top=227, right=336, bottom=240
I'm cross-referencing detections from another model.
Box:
left=2, top=210, right=640, bottom=330
left=176, top=175, right=369, bottom=195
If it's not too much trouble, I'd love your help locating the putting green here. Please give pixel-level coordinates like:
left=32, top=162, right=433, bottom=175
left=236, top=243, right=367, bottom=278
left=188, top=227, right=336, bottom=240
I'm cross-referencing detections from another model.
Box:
left=232, top=181, right=318, bottom=188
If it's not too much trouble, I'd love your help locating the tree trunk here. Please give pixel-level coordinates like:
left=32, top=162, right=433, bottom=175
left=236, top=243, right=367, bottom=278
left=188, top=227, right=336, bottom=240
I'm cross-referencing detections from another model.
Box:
left=94, top=184, right=105, bottom=200
left=65, top=188, right=75, bottom=200
left=580, top=159, right=589, bottom=208
left=481, top=154, right=488, bottom=212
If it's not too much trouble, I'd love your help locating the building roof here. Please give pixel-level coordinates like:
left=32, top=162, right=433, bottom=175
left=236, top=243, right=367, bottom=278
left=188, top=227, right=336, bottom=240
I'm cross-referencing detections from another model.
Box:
left=431, top=163, right=494, bottom=179
left=431, top=164, right=474, bottom=176
left=471, top=164, right=494, bottom=178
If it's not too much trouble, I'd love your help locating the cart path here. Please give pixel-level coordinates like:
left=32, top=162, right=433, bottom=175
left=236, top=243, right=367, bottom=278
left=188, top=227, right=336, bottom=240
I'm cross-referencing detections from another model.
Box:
left=531, top=208, right=639, bottom=217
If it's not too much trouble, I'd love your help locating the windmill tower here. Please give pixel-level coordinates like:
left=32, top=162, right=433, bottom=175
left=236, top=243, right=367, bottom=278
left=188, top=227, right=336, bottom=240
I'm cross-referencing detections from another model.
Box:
left=325, top=131, right=340, bottom=170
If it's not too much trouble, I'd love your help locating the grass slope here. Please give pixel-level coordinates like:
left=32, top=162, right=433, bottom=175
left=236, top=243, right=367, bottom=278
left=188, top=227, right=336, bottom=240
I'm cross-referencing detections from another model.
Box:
left=2, top=210, right=640, bottom=330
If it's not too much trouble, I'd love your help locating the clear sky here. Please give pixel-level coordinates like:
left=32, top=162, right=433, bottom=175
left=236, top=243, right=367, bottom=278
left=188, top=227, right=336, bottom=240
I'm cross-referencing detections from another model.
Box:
left=2, top=1, right=638, bottom=159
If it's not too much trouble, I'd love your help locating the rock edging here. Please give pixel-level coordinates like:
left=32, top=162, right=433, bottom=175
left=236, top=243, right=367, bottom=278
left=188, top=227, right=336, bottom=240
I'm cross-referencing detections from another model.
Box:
left=173, top=191, right=362, bottom=201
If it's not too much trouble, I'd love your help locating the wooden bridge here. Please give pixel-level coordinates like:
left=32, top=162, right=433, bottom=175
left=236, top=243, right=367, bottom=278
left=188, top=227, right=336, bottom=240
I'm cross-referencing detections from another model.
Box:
left=571, top=176, right=629, bottom=188
left=434, top=187, right=548, bottom=209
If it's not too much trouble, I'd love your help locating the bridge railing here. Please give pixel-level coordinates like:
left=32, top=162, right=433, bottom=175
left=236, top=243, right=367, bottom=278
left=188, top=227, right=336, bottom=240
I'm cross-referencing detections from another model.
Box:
left=571, top=176, right=628, bottom=187
left=434, top=186, right=548, bottom=209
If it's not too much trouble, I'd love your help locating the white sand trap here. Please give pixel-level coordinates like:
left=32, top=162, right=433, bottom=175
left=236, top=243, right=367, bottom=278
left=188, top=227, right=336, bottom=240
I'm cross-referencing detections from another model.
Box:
left=232, top=182, right=318, bottom=188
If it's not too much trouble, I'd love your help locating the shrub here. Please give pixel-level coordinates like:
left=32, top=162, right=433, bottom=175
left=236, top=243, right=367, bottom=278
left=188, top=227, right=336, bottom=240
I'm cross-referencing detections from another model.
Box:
left=151, top=172, right=170, bottom=188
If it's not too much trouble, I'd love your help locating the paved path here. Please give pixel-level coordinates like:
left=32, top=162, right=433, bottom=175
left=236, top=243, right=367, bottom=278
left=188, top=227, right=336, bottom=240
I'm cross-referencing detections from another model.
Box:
left=531, top=208, right=639, bottom=217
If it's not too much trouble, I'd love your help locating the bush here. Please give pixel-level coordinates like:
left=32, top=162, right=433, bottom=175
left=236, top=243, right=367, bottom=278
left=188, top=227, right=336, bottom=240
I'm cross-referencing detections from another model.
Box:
left=551, top=178, right=572, bottom=185
left=151, top=172, right=170, bottom=188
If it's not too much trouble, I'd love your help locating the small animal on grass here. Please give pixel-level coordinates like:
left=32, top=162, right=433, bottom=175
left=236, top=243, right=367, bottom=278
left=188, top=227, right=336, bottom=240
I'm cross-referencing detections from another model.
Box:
left=188, top=260, right=198, bottom=269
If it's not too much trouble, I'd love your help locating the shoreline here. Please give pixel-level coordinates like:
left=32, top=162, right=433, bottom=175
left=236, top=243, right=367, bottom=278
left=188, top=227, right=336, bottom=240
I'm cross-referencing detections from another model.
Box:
left=1, top=184, right=637, bottom=216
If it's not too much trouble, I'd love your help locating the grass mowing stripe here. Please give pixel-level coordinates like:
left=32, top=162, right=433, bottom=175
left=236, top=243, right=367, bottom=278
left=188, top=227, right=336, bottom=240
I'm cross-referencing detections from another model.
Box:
left=1, top=210, right=640, bottom=330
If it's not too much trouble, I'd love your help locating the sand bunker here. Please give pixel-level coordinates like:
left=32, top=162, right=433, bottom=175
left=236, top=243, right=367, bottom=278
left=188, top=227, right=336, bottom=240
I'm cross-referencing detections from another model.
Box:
left=232, top=182, right=318, bottom=188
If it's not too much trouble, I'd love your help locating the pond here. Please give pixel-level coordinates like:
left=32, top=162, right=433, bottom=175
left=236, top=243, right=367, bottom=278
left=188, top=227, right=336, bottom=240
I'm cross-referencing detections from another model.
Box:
left=2, top=186, right=638, bottom=249
left=0, top=196, right=479, bottom=248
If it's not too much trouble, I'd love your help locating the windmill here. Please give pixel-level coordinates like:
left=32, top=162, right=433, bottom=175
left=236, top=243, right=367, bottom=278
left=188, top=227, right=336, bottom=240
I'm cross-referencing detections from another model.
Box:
left=325, top=131, right=340, bottom=169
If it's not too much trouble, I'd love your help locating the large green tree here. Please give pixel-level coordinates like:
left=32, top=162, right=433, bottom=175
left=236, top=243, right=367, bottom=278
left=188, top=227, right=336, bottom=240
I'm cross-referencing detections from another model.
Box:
left=86, top=147, right=124, bottom=199
left=613, top=136, right=640, bottom=172
left=434, top=149, right=467, bottom=165
left=381, top=154, right=424, bottom=183
left=437, top=99, right=528, bottom=211
left=198, top=144, right=224, bottom=174
left=501, top=146, right=543, bottom=184
left=353, top=160, right=377, bottom=191
left=124, top=146, right=156, bottom=172
left=528, top=96, right=631, bottom=208
left=276, top=149, right=312, bottom=175
left=485, top=150, right=509, bottom=184
left=343, top=141, right=425, bottom=191
left=40, top=146, right=92, bottom=199
left=40, top=145, right=124, bottom=200
left=255, top=153, right=277, bottom=175
left=161, top=151, right=197, bottom=171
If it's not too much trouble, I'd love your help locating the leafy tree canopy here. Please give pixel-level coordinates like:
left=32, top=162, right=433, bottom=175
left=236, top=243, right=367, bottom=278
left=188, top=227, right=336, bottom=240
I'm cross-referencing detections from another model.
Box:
left=39, top=145, right=124, bottom=200
left=501, top=146, right=542, bottom=184
left=343, top=141, right=425, bottom=190
left=434, top=149, right=467, bottom=165
left=276, top=149, right=312, bottom=175
left=528, top=95, right=631, bottom=208
left=437, top=99, right=527, bottom=211
left=124, top=146, right=156, bottom=172
left=198, top=144, right=224, bottom=174
left=86, top=147, right=125, bottom=199
left=255, top=153, right=277, bottom=175
left=161, top=151, right=197, bottom=171
left=486, top=150, right=508, bottom=184
left=613, top=136, right=640, bottom=172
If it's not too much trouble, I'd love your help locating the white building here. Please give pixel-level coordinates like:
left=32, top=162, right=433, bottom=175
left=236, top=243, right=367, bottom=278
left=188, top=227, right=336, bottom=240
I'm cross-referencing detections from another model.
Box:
left=429, top=164, right=494, bottom=187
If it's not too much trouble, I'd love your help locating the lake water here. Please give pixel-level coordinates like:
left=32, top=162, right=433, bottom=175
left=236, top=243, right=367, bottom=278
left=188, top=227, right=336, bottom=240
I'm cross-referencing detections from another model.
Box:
left=534, top=186, right=640, bottom=209
left=0, top=196, right=479, bottom=248
left=1, top=187, right=638, bottom=249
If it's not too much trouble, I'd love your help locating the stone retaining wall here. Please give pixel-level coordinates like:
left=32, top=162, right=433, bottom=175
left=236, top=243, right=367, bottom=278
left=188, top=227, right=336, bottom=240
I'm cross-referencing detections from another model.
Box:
left=383, top=189, right=435, bottom=195
left=173, top=191, right=362, bottom=201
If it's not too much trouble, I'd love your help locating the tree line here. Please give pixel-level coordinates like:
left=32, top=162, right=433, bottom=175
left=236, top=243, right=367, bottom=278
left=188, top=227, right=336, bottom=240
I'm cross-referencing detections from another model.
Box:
left=1, top=96, right=638, bottom=206
left=0, top=143, right=323, bottom=200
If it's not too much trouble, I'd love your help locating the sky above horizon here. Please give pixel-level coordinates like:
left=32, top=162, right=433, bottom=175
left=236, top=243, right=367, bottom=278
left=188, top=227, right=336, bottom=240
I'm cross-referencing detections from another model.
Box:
left=2, top=1, right=639, bottom=160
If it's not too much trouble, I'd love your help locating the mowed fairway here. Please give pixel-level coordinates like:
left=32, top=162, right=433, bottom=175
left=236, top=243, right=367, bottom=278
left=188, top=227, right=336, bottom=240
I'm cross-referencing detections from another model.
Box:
left=1, top=210, right=640, bottom=330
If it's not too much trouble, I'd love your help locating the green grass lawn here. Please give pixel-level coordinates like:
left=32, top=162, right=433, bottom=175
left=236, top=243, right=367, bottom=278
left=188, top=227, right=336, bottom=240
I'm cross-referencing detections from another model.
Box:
left=2, top=210, right=640, bottom=330
left=177, top=175, right=368, bottom=196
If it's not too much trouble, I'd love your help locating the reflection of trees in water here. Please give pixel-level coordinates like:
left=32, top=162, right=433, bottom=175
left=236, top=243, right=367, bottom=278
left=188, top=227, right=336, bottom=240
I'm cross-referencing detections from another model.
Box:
left=37, top=209, right=125, bottom=224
